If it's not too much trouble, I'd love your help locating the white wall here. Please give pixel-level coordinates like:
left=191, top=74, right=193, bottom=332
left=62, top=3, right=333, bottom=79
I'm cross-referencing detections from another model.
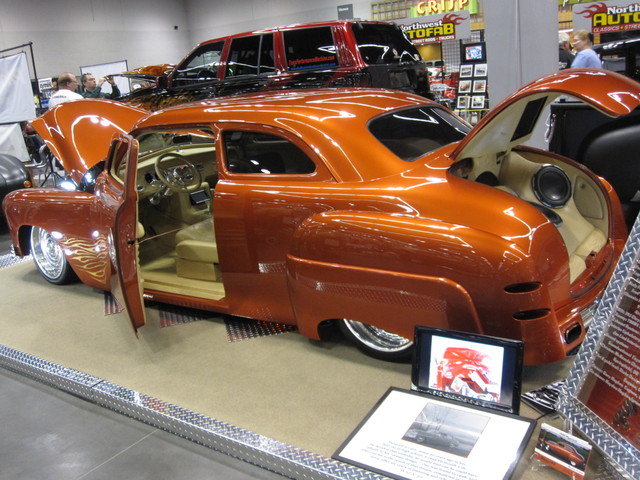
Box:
left=483, top=0, right=558, bottom=149
left=0, top=0, right=374, bottom=80
left=484, top=0, right=558, bottom=107
left=0, top=0, right=192, bottom=79
left=184, top=0, right=373, bottom=45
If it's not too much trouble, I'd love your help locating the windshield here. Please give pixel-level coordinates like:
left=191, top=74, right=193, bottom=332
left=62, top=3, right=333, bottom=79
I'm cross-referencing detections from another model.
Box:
left=369, top=107, right=470, bottom=161
left=352, top=23, right=422, bottom=65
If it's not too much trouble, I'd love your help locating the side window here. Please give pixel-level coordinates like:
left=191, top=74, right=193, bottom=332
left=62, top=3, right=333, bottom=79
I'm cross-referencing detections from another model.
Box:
left=284, top=27, right=339, bottom=71
left=110, top=140, right=133, bottom=183
left=226, top=34, right=275, bottom=77
left=173, top=41, right=224, bottom=85
left=223, top=131, right=316, bottom=175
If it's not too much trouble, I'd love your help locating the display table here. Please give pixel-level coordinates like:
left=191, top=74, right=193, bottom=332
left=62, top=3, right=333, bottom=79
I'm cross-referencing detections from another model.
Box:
left=0, top=257, right=609, bottom=479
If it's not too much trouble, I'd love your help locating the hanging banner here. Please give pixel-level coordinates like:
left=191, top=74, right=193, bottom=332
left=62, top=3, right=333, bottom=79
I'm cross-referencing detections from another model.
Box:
left=573, top=0, right=640, bottom=34
left=0, top=53, right=36, bottom=123
left=411, top=0, right=478, bottom=16
left=396, top=12, right=471, bottom=44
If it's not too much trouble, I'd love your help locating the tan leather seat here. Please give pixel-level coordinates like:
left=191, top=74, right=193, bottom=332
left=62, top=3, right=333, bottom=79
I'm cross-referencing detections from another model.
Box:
left=175, top=218, right=220, bottom=281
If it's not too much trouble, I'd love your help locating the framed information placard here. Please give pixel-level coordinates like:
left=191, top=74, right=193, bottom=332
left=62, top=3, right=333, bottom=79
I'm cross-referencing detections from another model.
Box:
left=334, top=387, right=535, bottom=480
left=557, top=216, right=640, bottom=479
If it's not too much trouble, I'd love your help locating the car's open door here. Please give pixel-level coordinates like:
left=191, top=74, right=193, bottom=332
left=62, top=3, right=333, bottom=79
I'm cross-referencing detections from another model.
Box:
left=107, top=133, right=146, bottom=332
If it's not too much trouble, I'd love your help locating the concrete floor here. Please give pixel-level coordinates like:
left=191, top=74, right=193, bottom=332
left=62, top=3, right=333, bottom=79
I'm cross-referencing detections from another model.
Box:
left=0, top=222, right=288, bottom=480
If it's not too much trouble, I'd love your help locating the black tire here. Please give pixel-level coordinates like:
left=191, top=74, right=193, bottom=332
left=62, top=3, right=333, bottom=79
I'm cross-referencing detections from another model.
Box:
left=338, top=319, right=413, bottom=362
left=30, top=226, right=77, bottom=285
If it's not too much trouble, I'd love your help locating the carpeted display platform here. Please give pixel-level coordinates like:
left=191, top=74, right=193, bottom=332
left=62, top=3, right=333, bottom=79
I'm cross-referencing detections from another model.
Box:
left=0, top=256, right=613, bottom=479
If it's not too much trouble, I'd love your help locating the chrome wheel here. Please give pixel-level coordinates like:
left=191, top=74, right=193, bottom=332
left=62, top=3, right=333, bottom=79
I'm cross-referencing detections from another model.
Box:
left=30, top=226, right=76, bottom=284
left=339, top=319, right=413, bottom=361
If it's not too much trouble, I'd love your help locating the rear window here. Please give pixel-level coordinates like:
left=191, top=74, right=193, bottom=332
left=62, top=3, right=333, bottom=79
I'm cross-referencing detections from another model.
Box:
left=284, top=26, right=339, bottom=71
left=352, top=23, right=422, bottom=65
left=369, top=107, right=470, bottom=161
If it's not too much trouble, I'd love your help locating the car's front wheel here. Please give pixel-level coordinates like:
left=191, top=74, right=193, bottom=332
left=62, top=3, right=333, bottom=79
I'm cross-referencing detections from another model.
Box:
left=30, top=226, right=77, bottom=284
left=338, top=319, right=413, bottom=362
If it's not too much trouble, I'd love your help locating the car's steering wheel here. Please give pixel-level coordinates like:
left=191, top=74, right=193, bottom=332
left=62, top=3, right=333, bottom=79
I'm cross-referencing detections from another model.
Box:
left=154, top=152, right=202, bottom=192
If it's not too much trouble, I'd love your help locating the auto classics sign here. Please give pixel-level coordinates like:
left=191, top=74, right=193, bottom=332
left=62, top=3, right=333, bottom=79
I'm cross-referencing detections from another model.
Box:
left=573, top=0, right=640, bottom=33
left=396, top=12, right=471, bottom=44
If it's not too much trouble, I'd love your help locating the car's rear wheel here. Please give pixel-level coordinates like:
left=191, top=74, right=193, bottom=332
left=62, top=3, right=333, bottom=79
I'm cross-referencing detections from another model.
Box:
left=338, top=319, right=413, bottom=362
left=30, top=226, right=76, bottom=284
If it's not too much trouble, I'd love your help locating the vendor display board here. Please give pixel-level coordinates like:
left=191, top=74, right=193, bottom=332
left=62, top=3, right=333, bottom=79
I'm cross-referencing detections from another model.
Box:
left=455, top=43, right=488, bottom=125
left=334, top=387, right=535, bottom=480
left=557, top=215, right=640, bottom=479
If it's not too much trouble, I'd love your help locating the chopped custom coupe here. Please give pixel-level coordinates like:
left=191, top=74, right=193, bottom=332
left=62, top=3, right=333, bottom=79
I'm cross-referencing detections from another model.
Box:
left=3, top=69, right=639, bottom=365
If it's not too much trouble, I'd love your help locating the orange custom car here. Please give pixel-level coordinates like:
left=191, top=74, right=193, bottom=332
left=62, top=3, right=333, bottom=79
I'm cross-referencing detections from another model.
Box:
left=540, top=440, right=587, bottom=468
left=3, top=69, right=639, bottom=364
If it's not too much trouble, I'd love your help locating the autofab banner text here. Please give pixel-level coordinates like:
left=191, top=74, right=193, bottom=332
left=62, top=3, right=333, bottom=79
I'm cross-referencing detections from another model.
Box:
left=0, top=52, right=36, bottom=123
left=396, top=12, right=471, bottom=44
left=573, top=0, right=640, bottom=33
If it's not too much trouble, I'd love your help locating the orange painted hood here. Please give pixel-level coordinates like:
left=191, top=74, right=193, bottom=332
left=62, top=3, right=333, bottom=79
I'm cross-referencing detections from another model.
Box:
left=31, top=99, right=148, bottom=184
left=452, top=68, right=640, bottom=162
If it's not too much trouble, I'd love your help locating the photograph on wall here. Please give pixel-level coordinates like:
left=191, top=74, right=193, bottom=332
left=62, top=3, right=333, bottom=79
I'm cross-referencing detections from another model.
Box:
left=457, top=96, right=470, bottom=109
left=474, top=63, right=488, bottom=77
left=533, top=423, right=591, bottom=480
left=334, top=388, right=535, bottom=480
left=460, top=64, right=473, bottom=78
left=473, top=80, right=486, bottom=93
left=471, top=95, right=486, bottom=109
left=458, top=80, right=472, bottom=94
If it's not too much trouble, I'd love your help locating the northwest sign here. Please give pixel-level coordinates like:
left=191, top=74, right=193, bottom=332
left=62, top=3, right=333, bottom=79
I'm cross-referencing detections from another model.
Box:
left=573, top=0, right=640, bottom=33
left=397, top=12, right=471, bottom=44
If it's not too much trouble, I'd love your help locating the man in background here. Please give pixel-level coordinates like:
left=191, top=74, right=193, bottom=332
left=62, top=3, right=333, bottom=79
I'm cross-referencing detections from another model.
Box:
left=559, top=32, right=574, bottom=69
left=47, top=72, right=82, bottom=109
left=81, top=73, right=121, bottom=99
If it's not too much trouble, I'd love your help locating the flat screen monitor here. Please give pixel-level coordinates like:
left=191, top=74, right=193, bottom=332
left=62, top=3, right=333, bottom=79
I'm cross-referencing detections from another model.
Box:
left=411, top=326, right=524, bottom=414
left=461, top=42, right=486, bottom=63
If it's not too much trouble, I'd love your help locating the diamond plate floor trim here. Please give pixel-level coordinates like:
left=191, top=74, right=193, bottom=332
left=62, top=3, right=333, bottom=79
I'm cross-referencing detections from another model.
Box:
left=0, top=344, right=390, bottom=480
left=0, top=252, right=30, bottom=269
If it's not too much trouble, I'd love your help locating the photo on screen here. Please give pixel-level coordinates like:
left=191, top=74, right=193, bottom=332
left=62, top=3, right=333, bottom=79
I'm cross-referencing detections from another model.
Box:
left=411, top=326, right=524, bottom=414
left=462, top=42, right=486, bottom=63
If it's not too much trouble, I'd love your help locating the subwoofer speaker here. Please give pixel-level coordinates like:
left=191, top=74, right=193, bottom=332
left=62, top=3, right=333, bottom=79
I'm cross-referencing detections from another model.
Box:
left=532, top=165, right=571, bottom=208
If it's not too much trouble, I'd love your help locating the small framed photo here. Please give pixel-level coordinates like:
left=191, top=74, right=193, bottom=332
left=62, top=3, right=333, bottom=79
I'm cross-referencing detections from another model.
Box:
left=457, top=95, right=470, bottom=109
left=533, top=423, right=592, bottom=480
left=473, top=79, right=487, bottom=93
left=459, top=64, right=473, bottom=78
left=458, top=80, right=472, bottom=94
left=471, top=95, right=485, bottom=109
left=474, top=63, right=488, bottom=77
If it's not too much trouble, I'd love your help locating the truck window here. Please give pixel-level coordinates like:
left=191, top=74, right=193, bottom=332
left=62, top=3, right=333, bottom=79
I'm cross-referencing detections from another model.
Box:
left=352, top=23, right=422, bottom=65
left=226, top=34, right=275, bottom=77
left=284, top=26, right=339, bottom=71
left=173, top=41, right=224, bottom=85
